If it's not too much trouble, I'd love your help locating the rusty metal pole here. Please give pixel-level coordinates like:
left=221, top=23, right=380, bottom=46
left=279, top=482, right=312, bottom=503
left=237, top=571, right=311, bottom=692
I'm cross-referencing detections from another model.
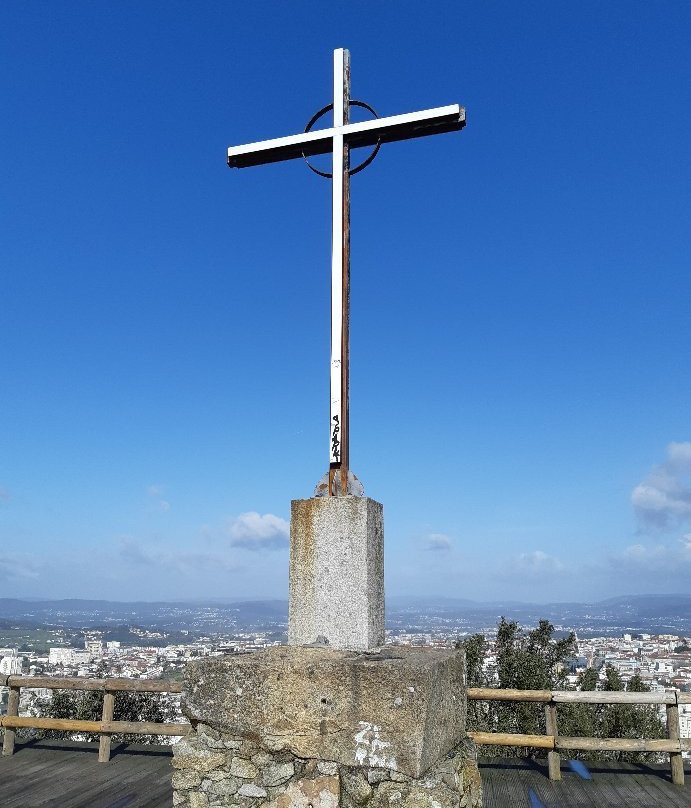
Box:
left=341, top=51, right=351, bottom=492
left=329, top=48, right=350, bottom=495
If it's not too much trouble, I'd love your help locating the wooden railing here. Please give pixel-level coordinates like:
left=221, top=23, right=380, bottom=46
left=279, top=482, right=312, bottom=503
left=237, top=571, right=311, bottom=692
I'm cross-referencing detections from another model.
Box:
left=0, top=674, right=191, bottom=762
left=3, top=675, right=689, bottom=783
left=466, top=686, right=691, bottom=786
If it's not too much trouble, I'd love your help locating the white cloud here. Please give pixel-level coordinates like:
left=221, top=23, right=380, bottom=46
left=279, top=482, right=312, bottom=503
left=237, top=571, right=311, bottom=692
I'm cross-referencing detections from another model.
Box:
left=227, top=511, right=289, bottom=551
left=147, top=484, right=170, bottom=513
left=514, top=550, right=565, bottom=576
left=0, top=556, right=40, bottom=582
left=119, top=537, right=156, bottom=566
left=610, top=536, right=691, bottom=574
left=424, top=533, right=452, bottom=552
left=493, top=549, right=566, bottom=582
left=665, top=442, right=691, bottom=473
left=118, top=537, right=241, bottom=575
left=632, top=442, right=691, bottom=530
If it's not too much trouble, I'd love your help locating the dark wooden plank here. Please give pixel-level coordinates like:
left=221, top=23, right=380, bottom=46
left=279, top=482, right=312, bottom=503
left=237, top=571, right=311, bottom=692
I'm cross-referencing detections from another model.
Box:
left=479, top=757, right=691, bottom=808
left=627, top=765, right=690, bottom=808
left=2, top=744, right=690, bottom=808
left=0, top=739, right=172, bottom=808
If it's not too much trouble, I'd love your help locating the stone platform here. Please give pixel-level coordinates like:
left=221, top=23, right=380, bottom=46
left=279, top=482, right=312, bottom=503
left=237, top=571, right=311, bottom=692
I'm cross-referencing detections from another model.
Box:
left=175, top=646, right=481, bottom=808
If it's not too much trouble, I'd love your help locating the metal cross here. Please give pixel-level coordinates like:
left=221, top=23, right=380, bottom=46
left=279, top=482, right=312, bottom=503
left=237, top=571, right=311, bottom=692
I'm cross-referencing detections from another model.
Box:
left=228, top=48, right=465, bottom=495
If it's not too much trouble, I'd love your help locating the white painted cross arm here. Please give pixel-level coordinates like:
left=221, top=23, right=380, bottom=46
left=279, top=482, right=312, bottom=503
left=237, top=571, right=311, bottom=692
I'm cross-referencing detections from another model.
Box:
left=227, top=104, right=465, bottom=169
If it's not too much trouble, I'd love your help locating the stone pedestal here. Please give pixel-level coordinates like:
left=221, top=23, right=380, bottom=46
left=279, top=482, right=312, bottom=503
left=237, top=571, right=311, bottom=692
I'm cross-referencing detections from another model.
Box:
left=174, top=646, right=482, bottom=808
left=289, top=497, right=384, bottom=650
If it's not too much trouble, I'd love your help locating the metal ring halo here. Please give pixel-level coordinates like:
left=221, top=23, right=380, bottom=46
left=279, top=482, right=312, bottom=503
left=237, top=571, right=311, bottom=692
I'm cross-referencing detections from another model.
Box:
left=302, top=100, right=381, bottom=178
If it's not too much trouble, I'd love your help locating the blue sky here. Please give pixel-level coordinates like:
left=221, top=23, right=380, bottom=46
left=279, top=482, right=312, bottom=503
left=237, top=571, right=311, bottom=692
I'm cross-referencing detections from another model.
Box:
left=2, top=1, right=690, bottom=603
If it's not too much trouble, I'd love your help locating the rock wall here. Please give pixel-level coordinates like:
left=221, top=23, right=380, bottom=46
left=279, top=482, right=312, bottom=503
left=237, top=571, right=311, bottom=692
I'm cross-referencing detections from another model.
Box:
left=172, top=725, right=482, bottom=808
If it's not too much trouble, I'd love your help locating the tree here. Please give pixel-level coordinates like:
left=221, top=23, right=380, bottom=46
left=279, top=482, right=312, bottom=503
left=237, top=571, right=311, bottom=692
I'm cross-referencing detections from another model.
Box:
left=493, top=619, right=576, bottom=745
left=457, top=633, right=490, bottom=731
left=39, top=688, right=176, bottom=745
left=461, top=619, right=665, bottom=763
left=602, top=669, right=665, bottom=762
left=578, top=667, right=598, bottom=690
left=461, top=633, right=488, bottom=689
left=462, top=618, right=576, bottom=755
left=558, top=667, right=599, bottom=743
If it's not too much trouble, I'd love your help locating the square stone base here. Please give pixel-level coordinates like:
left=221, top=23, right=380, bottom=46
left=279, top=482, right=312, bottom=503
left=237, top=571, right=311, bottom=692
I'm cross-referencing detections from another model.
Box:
left=289, top=497, right=384, bottom=650
left=182, top=646, right=466, bottom=779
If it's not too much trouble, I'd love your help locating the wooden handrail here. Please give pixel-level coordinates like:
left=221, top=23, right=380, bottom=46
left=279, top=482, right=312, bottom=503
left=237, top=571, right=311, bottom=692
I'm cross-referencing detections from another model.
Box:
left=467, top=732, right=689, bottom=753
left=468, top=731, right=554, bottom=749
left=0, top=675, right=188, bottom=762
left=467, top=687, right=551, bottom=702
left=465, top=686, right=688, bottom=786
left=4, top=675, right=183, bottom=693
left=557, top=736, right=684, bottom=753
left=466, top=687, right=677, bottom=704
left=0, top=716, right=190, bottom=735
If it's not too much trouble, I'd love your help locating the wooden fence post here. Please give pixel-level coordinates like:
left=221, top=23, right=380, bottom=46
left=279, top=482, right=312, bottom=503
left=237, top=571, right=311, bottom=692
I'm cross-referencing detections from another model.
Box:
left=666, top=695, right=684, bottom=786
left=98, top=691, right=115, bottom=763
left=2, top=686, right=20, bottom=756
left=544, top=702, right=561, bottom=781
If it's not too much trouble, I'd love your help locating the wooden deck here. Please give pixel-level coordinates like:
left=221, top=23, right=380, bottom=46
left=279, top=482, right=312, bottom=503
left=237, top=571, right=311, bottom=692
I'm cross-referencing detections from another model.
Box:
left=480, top=757, right=691, bottom=807
left=1, top=742, right=690, bottom=807
left=0, top=739, right=173, bottom=808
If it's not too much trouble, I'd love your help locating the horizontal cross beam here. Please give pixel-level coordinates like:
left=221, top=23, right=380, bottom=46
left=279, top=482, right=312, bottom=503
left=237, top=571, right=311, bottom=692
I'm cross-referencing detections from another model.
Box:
left=228, top=104, right=465, bottom=169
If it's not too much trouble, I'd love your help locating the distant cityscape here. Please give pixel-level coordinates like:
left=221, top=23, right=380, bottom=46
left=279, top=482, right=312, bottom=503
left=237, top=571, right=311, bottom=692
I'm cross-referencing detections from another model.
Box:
left=1, top=594, right=689, bottom=756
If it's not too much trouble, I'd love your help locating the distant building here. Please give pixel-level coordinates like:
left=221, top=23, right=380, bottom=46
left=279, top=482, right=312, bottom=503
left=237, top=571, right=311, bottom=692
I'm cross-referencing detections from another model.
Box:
left=0, top=656, right=22, bottom=675
left=72, top=651, right=91, bottom=666
left=0, top=648, right=17, bottom=658
left=85, top=638, right=103, bottom=656
left=49, top=648, right=72, bottom=665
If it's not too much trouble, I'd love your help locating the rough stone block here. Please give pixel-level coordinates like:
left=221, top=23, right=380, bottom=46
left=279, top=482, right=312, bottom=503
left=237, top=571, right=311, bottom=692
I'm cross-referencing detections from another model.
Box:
left=261, top=761, right=296, bottom=786
left=172, top=738, right=226, bottom=773
left=208, top=779, right=238, bottom=797
left=289, top=497, right=384, bottom=650
left=173, top=770, right=202, bottom=790
left=341, top=769, right=372, bottom=804
left=229, top=757, right=259, bottom=779
left=266, top=775, right=339, bottom=808
left=183, top=645, right=465, bottom=778
left=238, top=783, right=268, bottom=798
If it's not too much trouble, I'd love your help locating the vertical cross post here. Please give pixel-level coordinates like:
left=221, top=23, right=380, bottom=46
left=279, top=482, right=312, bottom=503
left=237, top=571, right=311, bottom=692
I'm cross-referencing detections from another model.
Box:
left=98, top=690, right=115, bottom=763
left=329, top=48, right=350, bottom=494
left=2, top=685, right=20, bottom=756
left=666, top=696, right=685, bottom=786
left=544, top=702, right=561, bottom=781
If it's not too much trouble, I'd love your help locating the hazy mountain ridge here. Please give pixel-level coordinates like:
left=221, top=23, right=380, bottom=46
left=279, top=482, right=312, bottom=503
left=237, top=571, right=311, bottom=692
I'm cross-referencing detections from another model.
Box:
left=0, top=595, right=689, bottom=638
